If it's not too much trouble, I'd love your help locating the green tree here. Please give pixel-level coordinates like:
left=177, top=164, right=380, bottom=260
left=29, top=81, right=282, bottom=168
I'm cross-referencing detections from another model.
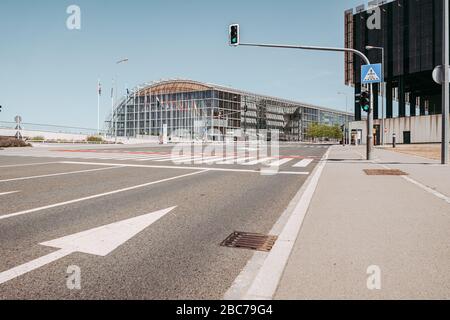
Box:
left=306, top=123, right=321, bottom=141
left=307, top=123, right=343, bottom=141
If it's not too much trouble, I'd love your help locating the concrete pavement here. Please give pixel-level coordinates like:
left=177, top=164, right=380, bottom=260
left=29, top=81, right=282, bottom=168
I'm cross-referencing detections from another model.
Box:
left=274, top=145, right=450, bottom=299
left=0, top=143, right=327, bottom=299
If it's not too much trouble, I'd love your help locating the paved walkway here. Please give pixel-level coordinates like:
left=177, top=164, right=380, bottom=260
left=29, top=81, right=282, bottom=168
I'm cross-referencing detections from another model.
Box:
left=275, top=145, right=450, bottom=299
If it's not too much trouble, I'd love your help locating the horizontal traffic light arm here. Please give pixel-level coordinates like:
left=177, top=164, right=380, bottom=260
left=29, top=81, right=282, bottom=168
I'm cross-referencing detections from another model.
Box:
left=238, top=42, right=370, bottom=65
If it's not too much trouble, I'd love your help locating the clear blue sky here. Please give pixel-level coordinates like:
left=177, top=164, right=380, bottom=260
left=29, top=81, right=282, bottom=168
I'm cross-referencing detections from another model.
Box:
left=0, top=0, right=365, bottom=129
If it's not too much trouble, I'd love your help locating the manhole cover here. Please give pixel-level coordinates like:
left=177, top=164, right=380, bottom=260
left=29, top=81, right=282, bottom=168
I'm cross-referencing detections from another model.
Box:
left=220, top=232, right=278, bottom=252
left=364, top=169, right=408, bottom=176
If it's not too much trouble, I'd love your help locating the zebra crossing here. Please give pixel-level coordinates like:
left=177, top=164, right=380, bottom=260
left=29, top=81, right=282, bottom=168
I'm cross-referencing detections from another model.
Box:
left=0, top=149, right=318, bottom=169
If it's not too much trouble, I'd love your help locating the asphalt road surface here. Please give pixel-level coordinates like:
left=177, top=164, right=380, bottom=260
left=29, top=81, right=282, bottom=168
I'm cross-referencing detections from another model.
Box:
left=0, top=142, right=329, bottom=299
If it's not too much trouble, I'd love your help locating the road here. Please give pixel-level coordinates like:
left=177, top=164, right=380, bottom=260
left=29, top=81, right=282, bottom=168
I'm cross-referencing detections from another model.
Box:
left=0, top=142, right=329, bottom=299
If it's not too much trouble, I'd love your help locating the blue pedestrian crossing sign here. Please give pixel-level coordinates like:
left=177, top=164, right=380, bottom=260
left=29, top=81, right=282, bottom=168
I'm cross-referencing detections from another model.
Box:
left=361, top=64, right=383, bottom=84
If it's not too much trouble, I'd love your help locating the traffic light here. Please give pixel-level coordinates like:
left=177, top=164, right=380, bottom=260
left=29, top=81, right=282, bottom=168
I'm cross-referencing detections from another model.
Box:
left=359, top=91, right=370, bottom=112
left=0, top=105, right=2, bottom=113
left=229, top=24, right=240, bottom=46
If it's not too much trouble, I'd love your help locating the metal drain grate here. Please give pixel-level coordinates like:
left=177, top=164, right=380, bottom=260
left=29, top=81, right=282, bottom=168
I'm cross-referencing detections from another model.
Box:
left=220, top=232, right=278, bottom=252
left=364, top=169, right=408, bottom=176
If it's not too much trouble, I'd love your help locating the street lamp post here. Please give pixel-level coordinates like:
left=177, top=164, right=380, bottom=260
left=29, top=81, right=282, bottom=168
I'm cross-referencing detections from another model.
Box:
left=366, top=46, right=385, bottom=146
left=244, top=96, right=248, bottom=140
left=112, top=58, right=129, bottom=142
left=97, top=78, right=101, bottom=136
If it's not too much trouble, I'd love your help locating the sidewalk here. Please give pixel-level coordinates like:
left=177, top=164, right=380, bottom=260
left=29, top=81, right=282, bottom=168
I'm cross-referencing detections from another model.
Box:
left=275, top=145, right=450, bottom=299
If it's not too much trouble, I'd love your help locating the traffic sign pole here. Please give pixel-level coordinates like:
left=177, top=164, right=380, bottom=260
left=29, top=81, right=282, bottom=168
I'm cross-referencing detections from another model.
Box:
left=443, top=0, right=449, bottom=165
left=368, top=84, right=374, bottom=160
left=361, top=63, right=383, bottom=160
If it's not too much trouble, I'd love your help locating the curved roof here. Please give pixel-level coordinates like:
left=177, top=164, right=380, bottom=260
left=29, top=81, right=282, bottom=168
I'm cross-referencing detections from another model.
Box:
left=138, top=80, right=214, bottom=95
left=129, top=79, right=353, bottom=116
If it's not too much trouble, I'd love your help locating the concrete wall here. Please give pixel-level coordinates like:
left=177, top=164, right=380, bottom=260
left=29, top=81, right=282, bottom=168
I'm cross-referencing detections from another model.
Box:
left=0, top=128, right=88, bottom=141
left=349, top=114, right=448, bottom=144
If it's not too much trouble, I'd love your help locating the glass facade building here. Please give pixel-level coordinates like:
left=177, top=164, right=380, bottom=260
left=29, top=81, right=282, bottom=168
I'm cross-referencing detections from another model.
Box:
left=107, top=80, right=353, bottom=141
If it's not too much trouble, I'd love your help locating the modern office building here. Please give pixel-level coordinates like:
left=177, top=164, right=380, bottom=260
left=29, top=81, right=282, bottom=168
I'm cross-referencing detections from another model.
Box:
left=106, top=79, right=353, bottom=142
left=344, top=0, right=448, bottom=144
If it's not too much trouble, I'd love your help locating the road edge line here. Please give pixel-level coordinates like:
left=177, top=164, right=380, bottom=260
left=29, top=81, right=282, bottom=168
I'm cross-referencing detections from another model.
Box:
left=223, top=147, right=331, bottom=300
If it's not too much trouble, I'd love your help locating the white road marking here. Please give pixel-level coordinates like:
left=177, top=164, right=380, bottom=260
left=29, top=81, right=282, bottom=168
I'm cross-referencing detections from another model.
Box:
left=0, top=207, right=176, bottom=285
left=0, top=167, right=121, bottom=183
left=154, top=155, right=193, bottom=162
left=0, top=191, right=20, bottom=196
left=177, top=155, right=208, bottom=164
left=225, top=148, right=330, bottom=300
left=2, top=151, right=308, bottom=170
left=0, top=162, right=60, bottom=169
left=228, top=157, right=256, bottom=165
left=268, top=158, right=294, bottom=167
left=204, top=156, right=233, bottom=164
left=136, top=155, right=174, bottom=161
left=0, top=248, right=74, bottom=285
left=110, top=155, right=148, bottom=160
left=116, top=157, right=142, bottom=160
left=293, top=159, right=314, bottom=168
left=195, top=156, right=224, bottom=164
left=59, top=161, right=309, bottom=176
left=242, top=158, right=274, bottom=166
left=0, top=170, right=206, bottom=221
left=376, top=163, right=450, bottom=205
left=215, top=156, right=239, bottom=164
left=402, top=175, right=450, bottom=204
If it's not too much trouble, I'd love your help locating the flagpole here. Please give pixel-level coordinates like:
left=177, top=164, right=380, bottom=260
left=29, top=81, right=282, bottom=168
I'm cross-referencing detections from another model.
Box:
left=97, top=79, right=101, bottom=136
left=111, top=79, right=115, bottom=141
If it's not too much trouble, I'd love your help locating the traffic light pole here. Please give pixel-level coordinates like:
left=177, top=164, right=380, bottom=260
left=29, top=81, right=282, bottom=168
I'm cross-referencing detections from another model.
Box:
left=442, top=0, right=449, bottom=165
left=238, top=42, right=374, bottom=160
left=368, top=84, right=374, bottom=160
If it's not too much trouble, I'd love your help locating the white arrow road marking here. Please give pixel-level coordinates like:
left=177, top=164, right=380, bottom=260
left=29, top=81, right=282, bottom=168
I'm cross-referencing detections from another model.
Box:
left=0, top=206, right=176, bottom=285
left=0, top=191, right=20, bottom=196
